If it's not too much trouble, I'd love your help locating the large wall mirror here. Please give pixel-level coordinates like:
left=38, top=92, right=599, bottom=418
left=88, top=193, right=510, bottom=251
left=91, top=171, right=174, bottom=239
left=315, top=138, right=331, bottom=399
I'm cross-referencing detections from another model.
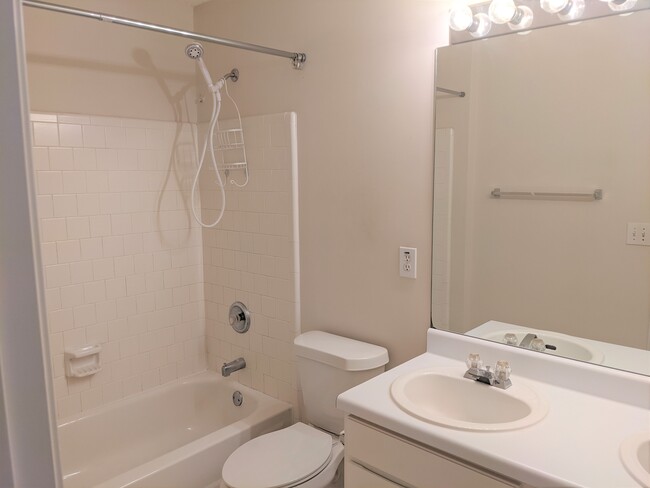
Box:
left=432, top=9, right=650, bottom=375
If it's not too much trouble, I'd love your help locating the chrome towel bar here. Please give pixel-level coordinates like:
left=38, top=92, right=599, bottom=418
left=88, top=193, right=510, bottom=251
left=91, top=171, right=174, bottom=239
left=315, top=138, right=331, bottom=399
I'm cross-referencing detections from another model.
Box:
left=490, top=188, right=603, bottom=201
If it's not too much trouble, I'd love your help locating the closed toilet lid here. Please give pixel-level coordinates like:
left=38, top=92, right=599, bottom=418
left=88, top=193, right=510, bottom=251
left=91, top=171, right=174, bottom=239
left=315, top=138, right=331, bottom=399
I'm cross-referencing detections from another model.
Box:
left=222, top=422, right=333, bottom=488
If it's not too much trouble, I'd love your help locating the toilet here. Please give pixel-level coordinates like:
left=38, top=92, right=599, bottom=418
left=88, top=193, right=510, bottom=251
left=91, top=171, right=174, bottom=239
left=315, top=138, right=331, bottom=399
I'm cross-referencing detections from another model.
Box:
left=221, top=331, right=389, bottom=488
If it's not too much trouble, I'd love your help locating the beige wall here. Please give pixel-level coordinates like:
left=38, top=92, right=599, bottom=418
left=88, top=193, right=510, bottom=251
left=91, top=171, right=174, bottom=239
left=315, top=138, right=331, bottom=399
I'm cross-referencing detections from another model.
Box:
left=24, top=0, right=197, bottom=122
left=195, top=0, right=451, bottom=366
left=436, top=12, right=650, bottom=349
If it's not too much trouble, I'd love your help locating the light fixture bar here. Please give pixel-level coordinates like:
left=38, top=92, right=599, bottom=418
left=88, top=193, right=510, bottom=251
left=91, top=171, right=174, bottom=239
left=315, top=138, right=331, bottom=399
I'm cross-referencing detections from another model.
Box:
left=450, top=0, right=650, bottom=44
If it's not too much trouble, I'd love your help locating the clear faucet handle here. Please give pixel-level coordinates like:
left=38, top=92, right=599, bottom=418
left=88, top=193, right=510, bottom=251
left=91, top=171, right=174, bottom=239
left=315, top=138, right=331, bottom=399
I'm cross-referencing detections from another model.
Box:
left=530, top=337, right=546, bottom=352
left=504, top=333, right=518, bottom=345
left=466, top=353, right=483, bottom=370
left=495, top=360, right=511, bottom=383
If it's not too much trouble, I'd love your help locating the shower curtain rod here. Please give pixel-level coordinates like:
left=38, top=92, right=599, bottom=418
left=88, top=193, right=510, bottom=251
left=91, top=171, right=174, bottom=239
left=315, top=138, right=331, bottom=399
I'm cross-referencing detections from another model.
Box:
left=22, top=0, right=307, bottom=69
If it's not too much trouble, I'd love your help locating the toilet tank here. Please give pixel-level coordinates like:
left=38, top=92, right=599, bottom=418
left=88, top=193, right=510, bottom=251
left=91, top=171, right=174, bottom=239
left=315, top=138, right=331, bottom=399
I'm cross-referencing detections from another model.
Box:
left=294, top=331, right=389, bottom=434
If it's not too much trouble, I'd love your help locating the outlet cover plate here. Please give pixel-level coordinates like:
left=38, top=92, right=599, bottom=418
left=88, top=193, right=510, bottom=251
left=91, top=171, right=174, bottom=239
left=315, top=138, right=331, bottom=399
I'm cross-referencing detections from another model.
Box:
left=400, top=246, right=417, bottom=279
left=627, top=223, right=649, bottom=246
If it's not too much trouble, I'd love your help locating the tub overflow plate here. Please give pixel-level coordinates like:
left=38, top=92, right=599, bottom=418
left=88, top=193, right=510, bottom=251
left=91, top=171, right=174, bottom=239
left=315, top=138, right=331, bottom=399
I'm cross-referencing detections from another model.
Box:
left=229, top=301, right=251, bottom=333
left=233, top=391, right=244, bottom=407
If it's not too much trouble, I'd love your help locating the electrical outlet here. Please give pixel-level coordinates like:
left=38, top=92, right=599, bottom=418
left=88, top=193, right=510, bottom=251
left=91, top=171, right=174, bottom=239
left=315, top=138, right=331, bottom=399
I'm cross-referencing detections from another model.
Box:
left=627, top=223, right=650, bottom=246
left=399, top=247, right=417, bottom=279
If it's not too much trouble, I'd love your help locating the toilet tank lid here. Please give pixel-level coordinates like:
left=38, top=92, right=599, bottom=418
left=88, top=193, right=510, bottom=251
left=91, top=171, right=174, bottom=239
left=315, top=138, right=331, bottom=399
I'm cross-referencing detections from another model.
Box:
left=294, top=331, right=389, bottom=371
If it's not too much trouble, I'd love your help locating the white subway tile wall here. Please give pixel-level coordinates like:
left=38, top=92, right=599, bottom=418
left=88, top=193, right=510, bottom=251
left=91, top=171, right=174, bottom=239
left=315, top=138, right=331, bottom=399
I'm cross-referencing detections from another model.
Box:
left=201, top=113, right=301, bottom=416
left=32, top=113, right=207, bottom=418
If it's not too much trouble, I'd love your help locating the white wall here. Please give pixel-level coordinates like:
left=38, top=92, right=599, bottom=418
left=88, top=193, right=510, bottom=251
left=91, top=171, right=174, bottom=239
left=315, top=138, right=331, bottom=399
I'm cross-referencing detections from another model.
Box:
left=24, top=0, right=197, bottom=122
left=195, top=0, right=451, bottom=366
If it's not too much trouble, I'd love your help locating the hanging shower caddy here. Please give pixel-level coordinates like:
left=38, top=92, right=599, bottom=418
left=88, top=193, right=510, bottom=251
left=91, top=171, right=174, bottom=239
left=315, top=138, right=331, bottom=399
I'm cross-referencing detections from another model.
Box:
left=215, top=68, right=249, bottom=188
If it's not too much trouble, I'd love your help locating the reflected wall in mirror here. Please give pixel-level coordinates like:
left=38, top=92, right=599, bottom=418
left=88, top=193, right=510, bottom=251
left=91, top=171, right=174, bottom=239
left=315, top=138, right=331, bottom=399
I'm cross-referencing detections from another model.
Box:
left=432, top=10, right=650, bottom=375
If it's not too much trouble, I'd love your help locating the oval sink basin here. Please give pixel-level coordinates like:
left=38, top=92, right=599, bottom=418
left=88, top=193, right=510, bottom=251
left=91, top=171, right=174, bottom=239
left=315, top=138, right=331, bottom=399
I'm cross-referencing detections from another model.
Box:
left=480, top=330, right=604, bottom=364
left=620, top=433, right=650, bottom=488
left=390, top=368, right=548, bottom=432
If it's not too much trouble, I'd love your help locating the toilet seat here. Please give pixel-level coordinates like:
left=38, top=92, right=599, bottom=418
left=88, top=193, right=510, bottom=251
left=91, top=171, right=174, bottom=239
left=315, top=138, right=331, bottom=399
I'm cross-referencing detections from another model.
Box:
left=222, top=423, right=334, bottom=488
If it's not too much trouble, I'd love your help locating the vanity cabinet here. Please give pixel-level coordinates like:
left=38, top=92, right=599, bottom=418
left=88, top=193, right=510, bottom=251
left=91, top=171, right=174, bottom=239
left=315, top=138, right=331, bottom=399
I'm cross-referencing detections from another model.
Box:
left=344, top=416, right=527, bottom=488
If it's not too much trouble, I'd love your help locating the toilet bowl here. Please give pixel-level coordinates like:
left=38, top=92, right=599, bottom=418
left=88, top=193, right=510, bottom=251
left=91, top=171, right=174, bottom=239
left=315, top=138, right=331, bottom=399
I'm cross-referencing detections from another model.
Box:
left=221, top=331, right=389, bottom=488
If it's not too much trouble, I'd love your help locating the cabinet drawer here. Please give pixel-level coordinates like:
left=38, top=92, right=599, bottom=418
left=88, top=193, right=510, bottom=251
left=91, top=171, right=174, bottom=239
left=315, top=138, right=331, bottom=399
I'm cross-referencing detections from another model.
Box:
left=346, top=460, right=406, bottom=488
left=345, top=416, right=521, bottom=488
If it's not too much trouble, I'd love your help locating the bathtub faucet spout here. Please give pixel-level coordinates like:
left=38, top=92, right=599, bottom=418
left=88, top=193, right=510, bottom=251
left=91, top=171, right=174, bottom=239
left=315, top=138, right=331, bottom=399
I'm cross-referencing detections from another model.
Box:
left=222, top=357, right=246, bottom=377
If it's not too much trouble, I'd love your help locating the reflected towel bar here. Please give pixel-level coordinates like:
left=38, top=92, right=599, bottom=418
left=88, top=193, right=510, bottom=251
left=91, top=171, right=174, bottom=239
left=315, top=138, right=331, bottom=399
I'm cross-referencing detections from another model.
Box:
left=491, top=188, right=603, bottom=201
left=436, top=87, right=466, bottom=97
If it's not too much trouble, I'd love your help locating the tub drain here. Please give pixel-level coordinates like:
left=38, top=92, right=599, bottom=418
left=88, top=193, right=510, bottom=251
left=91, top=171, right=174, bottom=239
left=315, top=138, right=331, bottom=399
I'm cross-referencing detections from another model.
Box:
left=233, top=391, right=243, bottom=407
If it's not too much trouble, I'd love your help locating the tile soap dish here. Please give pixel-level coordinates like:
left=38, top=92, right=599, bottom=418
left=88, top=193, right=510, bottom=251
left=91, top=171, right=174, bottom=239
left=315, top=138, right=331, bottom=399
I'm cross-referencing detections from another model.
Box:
left=64, top=344, right=102, bottom=378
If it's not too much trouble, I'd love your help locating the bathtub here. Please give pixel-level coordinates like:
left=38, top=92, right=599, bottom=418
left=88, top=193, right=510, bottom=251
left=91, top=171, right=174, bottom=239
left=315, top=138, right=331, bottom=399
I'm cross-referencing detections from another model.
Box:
left=58, top=372, right=292, bottom=488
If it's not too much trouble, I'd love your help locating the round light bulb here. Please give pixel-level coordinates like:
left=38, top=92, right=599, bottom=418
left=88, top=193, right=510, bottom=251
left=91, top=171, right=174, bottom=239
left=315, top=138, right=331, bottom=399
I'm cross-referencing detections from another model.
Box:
left=558, top=0, right=584, bottom=20
left=469, top=12, right=492, bottom=37
left=608, top=0, right=637, bottom=11
left=509, top=5, right=534, bottom=29
left=540, top=0, right=570, bottom=13
left=449, top=4, right=474, bottom=31
left=488, top=0, right=517, bottom=24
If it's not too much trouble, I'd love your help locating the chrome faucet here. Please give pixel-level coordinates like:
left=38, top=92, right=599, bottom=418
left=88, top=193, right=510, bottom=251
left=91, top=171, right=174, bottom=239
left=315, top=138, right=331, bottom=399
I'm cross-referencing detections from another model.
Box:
left=463, top=354, right=512, bottom=389
left=222, top=357, right=246, bottom=377
left=518, top=333, right=551, bottom=352
left=518, top=333, right=538, bottom=348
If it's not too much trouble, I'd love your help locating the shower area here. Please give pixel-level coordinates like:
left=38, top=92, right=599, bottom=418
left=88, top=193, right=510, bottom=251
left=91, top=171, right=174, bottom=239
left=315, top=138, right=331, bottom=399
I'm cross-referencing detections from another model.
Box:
left=18, top=1, right=304, bottom=485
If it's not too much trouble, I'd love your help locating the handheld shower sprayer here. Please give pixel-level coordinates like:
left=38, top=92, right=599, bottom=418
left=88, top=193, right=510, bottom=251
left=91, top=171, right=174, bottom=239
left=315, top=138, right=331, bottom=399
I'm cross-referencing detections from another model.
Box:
left=185, top=43, right=220, bottom=92
left=184, top=43, right=247, bottom=226
left=185, top=43, right=226, bottom=228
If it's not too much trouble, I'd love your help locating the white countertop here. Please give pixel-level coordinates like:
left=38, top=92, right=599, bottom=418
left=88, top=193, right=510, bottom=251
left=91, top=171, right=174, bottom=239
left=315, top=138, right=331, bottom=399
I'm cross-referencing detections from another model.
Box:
left=337, top=329, right=650, bottom=488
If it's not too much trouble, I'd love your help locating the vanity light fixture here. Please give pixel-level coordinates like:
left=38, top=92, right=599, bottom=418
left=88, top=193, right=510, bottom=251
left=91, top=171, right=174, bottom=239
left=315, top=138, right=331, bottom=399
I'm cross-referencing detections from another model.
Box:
left=449, top=3, right=492, bottom=37
left=540, top=0, right=586, bottom=19
left=605, top=0, right=638, bottom=11
left=488, top=0, right=535, bottom=28
left=448, top=0, right=649, bottom=44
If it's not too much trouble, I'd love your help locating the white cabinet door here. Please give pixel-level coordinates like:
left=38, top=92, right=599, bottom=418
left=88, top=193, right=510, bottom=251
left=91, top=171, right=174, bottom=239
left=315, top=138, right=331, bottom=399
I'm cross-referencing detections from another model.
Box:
left=346, top=460, right=407, bottom=488
left=345, top=416, right=522, bottom=488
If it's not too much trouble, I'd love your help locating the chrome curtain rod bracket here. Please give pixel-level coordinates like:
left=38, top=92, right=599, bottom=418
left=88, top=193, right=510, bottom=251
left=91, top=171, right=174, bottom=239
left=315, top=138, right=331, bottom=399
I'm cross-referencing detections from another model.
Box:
left=436, top=87, right=466, bottom=97
left=22, top=0, right=308, bottom=70
left=491, top=188, right=604, bottom=201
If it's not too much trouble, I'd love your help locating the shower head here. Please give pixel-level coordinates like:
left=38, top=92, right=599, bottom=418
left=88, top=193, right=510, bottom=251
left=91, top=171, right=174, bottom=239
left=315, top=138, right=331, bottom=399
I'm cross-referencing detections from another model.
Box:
left=185, top=43, right=215, bottom=90
left=185, top=43, right=204, bottom=60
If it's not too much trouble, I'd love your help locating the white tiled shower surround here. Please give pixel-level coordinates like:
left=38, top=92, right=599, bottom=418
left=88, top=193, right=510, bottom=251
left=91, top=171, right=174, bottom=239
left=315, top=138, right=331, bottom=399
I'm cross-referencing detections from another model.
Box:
left=31, top=111, right=300, bottom=418
left=201, top=113, right=301, bottom=416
